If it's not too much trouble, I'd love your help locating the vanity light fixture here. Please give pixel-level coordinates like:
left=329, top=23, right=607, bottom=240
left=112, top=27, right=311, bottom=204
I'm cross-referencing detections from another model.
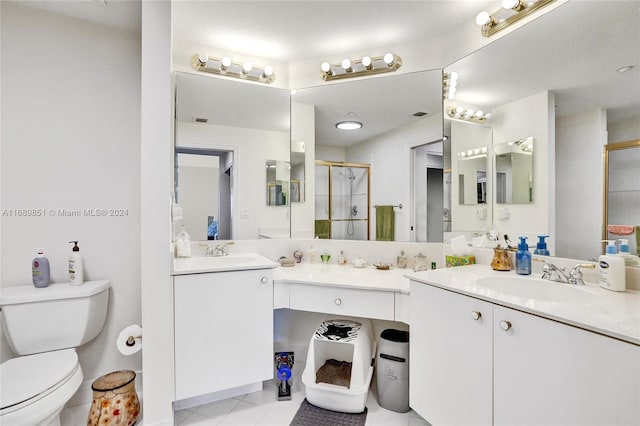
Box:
left=443, top=72, right=459, bottom=100
left=192, top=54, right=276, bottom=84
left=475, top=0, right=556, bottom=37
left=320, top=53, right=402, bottom=81
left=446, top=106, right=491, bottom=124
left=457, top=147, right=488, bottom=160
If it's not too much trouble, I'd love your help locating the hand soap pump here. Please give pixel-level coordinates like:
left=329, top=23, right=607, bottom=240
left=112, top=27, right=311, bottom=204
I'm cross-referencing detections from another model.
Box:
left=516, top=236, right=531, bottom=275
left=68, top=241, right=84, bottom=285
left=599, top=240, right=626, bottom=291
left=534, top=235, right=550, bottom=256
left=617, top=239, right=640, bottom=267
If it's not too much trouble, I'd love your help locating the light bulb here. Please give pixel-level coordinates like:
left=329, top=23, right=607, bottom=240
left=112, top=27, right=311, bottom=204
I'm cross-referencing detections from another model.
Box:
left=321, top=62, right=331, bottom=73
left=475, top=110, right=484, bottom=118
left=263, top=65, right=274, bottom=77
left=503, top=0, right=525, bottom=10
left=220, top=56, right=232, bottom=70
left=449, top=71, right=459, bottom=81
left=449, top=79, right=458, bottom=88
left=383, top=53, right=394, bottom=65
left=447, top=92, right=456, bottom=100
left=476, top=11, right=491, bottom=26
left=341, top=59, right=352, bottom=71
left=242, top=62, right=253, bottom=74
left=465, top=109, right=475, bottom=117
left=484, top=113, right=492, bottom=119
left=455, top=106, right=465, bottom=114
left=198, top=53, right=208, bottom=64
left=361, top=56, right=372, bottom=68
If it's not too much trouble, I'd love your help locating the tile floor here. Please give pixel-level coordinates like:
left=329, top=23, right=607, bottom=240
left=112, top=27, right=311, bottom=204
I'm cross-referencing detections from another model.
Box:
left=60, top=384, right=430, bottom=425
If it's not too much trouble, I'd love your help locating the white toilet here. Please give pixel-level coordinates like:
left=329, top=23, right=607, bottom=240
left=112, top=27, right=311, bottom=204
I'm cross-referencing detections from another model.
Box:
left=0, top=280, right=110, bottom=426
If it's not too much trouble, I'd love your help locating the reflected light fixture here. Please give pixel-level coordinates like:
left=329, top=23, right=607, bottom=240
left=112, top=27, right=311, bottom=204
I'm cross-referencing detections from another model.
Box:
left=443, top=71, right=459, bottom=100
left=336, top=121, right=363, bottom=130
left=192, top=54, right=275, bottom=84
left=320, top=53, right=402, bottom=81
left=476, top=0, right=556, bottom=37
left=446, top=106, right=491, bottom=124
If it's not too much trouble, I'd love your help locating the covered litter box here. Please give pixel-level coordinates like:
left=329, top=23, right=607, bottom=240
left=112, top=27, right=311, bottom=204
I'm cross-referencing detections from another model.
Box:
left=302, top=319, right=374, bottom=413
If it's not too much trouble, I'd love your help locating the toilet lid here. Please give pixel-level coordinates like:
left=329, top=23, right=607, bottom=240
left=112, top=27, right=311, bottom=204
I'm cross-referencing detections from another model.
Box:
left=0, top=349, right=78, bottom=410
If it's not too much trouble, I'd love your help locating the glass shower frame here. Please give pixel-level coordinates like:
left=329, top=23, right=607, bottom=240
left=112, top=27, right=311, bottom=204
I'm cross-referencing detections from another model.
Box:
left=315, top=161, right=371, bottom=240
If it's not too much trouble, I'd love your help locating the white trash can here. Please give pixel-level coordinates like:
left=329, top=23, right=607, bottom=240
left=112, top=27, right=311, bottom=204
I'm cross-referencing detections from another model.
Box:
left=376, top=329, right=410, bottom=413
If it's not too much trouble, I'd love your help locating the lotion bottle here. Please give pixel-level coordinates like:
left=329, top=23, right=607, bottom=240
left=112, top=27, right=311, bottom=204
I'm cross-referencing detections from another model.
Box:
left=68, top=241, right=84, bottom=285
left=599, top=240, right=626, bottom=291
left=32, top=248, right=50, bottom=288
left=515, top=236, right=531, bottom=275
left=617, top=239, right=640, bottom=267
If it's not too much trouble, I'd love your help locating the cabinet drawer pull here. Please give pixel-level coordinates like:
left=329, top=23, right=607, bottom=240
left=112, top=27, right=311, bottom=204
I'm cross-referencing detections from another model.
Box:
left=471, top=311, right=482, bottom=320
left=260, top=276, right=269, bottom=284
left=335, top=298, right=342, bottom=306
left=499, top=320, right=512, bottom=331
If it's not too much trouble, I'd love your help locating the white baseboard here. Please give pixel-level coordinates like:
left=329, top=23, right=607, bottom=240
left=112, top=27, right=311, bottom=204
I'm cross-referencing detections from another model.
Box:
left=173, top=382, right=262, bottom=411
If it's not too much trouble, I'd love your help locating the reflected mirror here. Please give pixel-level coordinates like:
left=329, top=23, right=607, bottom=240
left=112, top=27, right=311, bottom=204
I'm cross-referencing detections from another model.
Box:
left=174, top=72, right=291, bottom=240
left=457, top=147, right=488, bottom=205
left=291, top=70, right=444, bottom=242
left=266, top=160, right=290, bottom=206
left=444, top=1, right=640, bottom=260
left=495, top=138, right=533, bottom=204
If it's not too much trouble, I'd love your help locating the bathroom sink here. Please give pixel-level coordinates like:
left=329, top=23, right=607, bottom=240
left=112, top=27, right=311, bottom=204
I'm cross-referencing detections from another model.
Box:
left=173, top=254, right=277, bottom=274
left=474, top=276, right=601, bottom=304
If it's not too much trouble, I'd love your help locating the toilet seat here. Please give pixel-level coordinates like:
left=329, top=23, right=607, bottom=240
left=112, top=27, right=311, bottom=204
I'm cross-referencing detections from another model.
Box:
left=0, top=349, right=80, bottom=414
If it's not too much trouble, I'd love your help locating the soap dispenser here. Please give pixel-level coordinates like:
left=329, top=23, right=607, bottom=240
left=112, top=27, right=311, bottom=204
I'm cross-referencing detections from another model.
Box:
left=396, top=250, right=408, bottom=269
left=617, top=239, right=640, bottom=266
left=175, top=225, right=191, bottom=258
left=68, top=241, right=84, bottom=285
left=599, top=240, right=625, bottom=291
left=515, top=237, right=531, bottom=275
left=534, top=235, right=550, bottom=256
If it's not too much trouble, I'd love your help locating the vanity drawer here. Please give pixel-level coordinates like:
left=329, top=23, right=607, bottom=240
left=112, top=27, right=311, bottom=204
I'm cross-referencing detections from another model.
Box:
left=289, top=283, right=395, bottom=320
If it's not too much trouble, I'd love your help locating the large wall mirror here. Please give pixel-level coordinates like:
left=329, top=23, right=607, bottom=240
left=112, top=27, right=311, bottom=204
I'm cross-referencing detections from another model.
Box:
left=174, top=72, right=291, bottom=240
left=444, top=1, right=639, bottom=262
left=291, top=70, right=444, bottom=242
left=495, top=137, right=533, bottom=204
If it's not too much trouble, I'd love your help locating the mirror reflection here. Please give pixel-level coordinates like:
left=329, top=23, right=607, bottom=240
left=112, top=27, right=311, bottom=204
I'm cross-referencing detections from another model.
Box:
left=444, top=1, right=640, bottom=261
left=495, top=137, right=533, bottom=204
left=292, top=70, right=444, bottom=242
left=174, top=72, right=291, bottom=240
left=457, top=147, right=488, bottom=205
left=266, top=160, right=290, bottom=206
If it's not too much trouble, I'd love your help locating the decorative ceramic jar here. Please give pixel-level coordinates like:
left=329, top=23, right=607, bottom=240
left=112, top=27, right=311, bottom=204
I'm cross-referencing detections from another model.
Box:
left=88, top=370, right=140, bottom=426
left=491, top=246, right=512, bottom=271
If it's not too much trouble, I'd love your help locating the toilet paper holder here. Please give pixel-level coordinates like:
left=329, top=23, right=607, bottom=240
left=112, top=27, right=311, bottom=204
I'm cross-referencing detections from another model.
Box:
left=126, top=334, right=142, bottom=347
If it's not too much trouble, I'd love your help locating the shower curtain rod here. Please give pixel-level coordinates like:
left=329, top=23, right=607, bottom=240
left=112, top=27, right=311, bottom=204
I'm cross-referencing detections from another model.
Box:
left=373, top=204, right=403, bottom=209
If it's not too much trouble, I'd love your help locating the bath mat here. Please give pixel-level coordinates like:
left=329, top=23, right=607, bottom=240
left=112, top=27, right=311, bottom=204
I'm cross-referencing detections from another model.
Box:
left=290, top=398, right=367, bottom=426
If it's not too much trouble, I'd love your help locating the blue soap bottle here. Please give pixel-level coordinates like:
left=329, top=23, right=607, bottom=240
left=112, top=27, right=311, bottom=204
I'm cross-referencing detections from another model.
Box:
left=516, top=237, right=531, bottom=275
left=534, top=235, right=550, bottom=256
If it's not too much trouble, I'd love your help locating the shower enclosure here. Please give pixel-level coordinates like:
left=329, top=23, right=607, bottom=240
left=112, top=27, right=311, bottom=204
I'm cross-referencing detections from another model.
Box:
left=315, top=161, right=370, bottom=240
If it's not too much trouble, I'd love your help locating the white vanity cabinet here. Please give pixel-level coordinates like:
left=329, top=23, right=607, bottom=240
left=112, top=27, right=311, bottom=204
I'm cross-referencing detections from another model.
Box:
left=410, top=281, right=640, bottom=426
left=174, top=269, right=274, bottom=401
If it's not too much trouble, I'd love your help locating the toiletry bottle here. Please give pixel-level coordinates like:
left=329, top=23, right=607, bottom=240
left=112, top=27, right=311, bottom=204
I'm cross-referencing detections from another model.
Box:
left=32, top=248, right=50, bottom=288
left=397, top=250, right=408, bottom=269
left=617, top=239, right=640, bottom=267
left=599, top=240, right=626, bottom=291
left=68, top=241, right=84, bottom=285
left=338, top=250, right=347, bottom=265
left=308, top=245, right=317, bottom=263
left=534, top=235, right=550, bottom=256
left=515, top=237, right=531, bottom=275
left=176, top=225, right=191, bottom=258
left=413, top=253, right=428, bottom=272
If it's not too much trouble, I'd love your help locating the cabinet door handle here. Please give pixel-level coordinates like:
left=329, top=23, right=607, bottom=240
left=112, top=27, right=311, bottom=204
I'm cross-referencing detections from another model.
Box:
left=499, top=320, right=512, bottom=331
left=471, top=311, right=482, bottom=320
left=260, top=276, right=269, bottom=284
left=335, top=298, right=342, bottom=306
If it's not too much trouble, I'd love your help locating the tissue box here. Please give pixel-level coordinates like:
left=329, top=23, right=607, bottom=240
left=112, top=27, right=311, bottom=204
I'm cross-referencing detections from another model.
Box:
left=445, top=255, right=476, bottom=267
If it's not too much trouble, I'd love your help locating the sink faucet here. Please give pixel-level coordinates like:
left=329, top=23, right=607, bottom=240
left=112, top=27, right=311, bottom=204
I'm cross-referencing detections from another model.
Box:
left=539, top=259, right=570, bottom=283
left=567, top=263, right=596, bottom=285
left=200, top=241, right=234, bottom=257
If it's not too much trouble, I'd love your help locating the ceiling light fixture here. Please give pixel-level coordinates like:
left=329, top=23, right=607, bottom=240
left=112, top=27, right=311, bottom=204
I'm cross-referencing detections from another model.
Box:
left=475, top=0, right=556, bottom=37
left=617, top=65, right=634, bottom=73
left=446, top=106, right=491, bottom=124
left=192, top=54, right=276, bottom=84
left=320, top=53, right=402, bottom=81
left=336, top=121, right=363, bottom=130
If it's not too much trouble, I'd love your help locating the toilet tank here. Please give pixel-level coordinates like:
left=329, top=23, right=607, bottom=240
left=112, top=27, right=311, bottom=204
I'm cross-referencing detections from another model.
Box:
left=0, top=280, right=110, bottom=355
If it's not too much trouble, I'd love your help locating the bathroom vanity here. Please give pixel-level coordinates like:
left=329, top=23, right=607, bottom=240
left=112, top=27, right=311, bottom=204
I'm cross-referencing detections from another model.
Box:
left=408, top=265, right=640, bottom=426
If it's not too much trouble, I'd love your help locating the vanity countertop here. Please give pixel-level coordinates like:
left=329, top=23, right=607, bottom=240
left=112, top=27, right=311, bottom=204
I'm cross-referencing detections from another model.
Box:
left=172, top=253, right=278, bottom=275
left=407, top=264, right=640, bottom=345
left=273, top=263, right=410, bottom=294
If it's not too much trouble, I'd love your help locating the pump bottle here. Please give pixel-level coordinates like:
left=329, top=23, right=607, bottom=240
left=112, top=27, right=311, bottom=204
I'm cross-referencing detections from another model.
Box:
left=533, top=235, right=550, bottom=256
left=617, top=239, right=640, bottom=267
left=599, top=240, right=626, bottom=291
left=516, top=236, right=531, bottom=275
left=68, top=241, right=84, bottom=285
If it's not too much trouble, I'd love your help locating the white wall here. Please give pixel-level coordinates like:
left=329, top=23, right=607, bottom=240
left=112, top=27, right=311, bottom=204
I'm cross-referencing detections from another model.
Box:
left=176, top=122, right=290, bottom=240
left=0, top=1, right=142, bottom=401
left=608, top=116, right=640, bottom=144
left=491, top=91, right=555, bottom=253
left=555, top=107, right=606, bottom=260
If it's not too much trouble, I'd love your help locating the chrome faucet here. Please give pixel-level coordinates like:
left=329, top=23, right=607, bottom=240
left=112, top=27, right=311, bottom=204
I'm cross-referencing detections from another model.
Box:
left=567, top=263, right=596, bottom=286
left=538, top=259, right=597, bottom=285
left=199, top=243, right=215, bottom=257
left=200, top=241, right=234, bottom=257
